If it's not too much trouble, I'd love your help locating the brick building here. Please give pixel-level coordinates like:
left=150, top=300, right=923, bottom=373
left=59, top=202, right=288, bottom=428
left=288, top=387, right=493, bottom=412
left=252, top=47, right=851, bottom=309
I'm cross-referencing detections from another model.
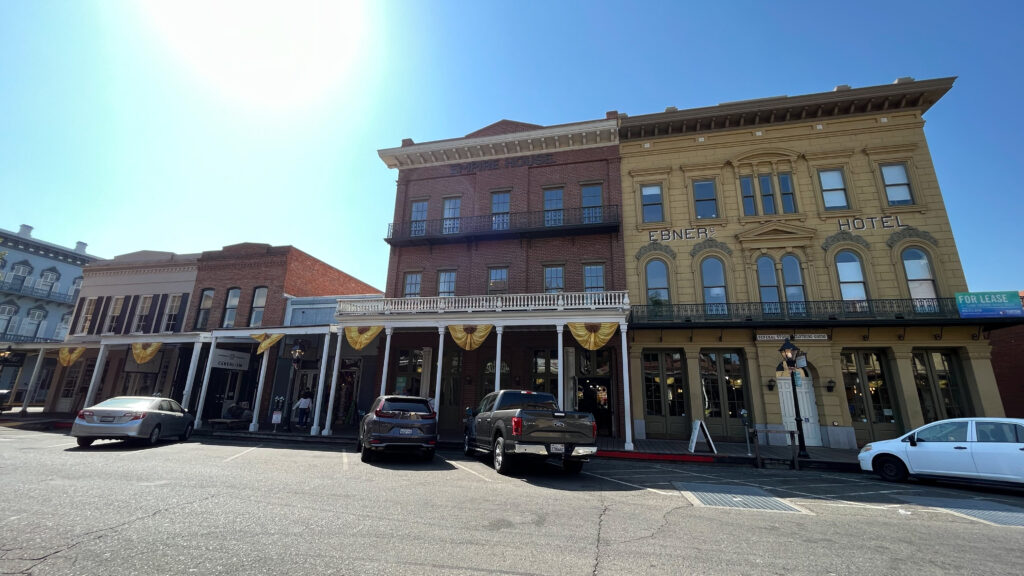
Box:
left=337, top=118, right=633, bottom=442
left=618, top=77, right=1022, bottom=449
left=990, top=292, right=1024, bottom=417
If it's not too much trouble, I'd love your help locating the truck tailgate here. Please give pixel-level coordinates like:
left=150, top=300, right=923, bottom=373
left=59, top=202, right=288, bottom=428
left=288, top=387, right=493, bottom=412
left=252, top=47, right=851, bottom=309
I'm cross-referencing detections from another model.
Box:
left=519, top=410, right=594, bottom=444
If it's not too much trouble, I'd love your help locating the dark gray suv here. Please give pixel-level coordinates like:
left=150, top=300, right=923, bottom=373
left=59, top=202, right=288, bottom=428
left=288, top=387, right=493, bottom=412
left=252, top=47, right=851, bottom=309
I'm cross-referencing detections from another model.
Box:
left=358, top=396, right=438, bottom=462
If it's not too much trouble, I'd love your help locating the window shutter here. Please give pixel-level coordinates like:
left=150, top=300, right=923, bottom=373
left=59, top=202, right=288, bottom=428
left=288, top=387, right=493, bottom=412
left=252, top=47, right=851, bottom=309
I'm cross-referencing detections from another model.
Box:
left=8, top=317, right=20, bottom=335
left=23, top=277, right=34, bottom=289
left=37, top=320, right=48, bottom=339
left=150, top=295, right=167, bottom=333
left=70, top=298, right=85, bottom=335
left=175, top=293, right=189, bottom=332
left=119, top=296, right=138, bottom=334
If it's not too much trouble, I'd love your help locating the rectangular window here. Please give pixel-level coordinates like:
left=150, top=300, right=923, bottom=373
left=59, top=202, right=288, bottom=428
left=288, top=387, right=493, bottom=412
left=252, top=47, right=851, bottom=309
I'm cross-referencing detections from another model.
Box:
left=641, top=184, right=663, bottom=223
left=403, top=273, right=422, bottom=298
left=581, top=184, right=603, bottom=224
left=778, top=172, right=797, bottom=213
left=103, top=296, right=124, bottom=333
left=133, top=295, right=152, bottom=333
left=693, top=179, right=718, bottom=219
left=437, top=271, right=456, bottom=297
left=740, top=176, right=757, bottom=216
left=758, top=174, right=776, bottom=215
left=195, top=289, right=214, bottom=330
left=488, top=268, right=508, bottom=294
left=410, top=201, right=428, bottom=237
left=583, top=264, right=605, bottom=292
left=248, top=288, right=267, bottom=328
left=881, top=163, right=913, bottom=206
left=442, top=198, right=460, bottom=234
left=544, top=188, right=563, bottom=226
left=543, top=266, right=564, bottom=293
left=162, top=294, right=182, bottom=332
left=491, top=192, right=510, bottom=231
left=222, top=288, right=240, bottom=328
left=819, top=169, right=849, bottom=210
left=76, top=298, right=96, bottom=334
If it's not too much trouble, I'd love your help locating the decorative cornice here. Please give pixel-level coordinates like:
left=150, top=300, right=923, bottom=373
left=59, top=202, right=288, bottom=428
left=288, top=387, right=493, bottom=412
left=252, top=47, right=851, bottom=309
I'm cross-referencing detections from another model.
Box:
left=822, top=231, right=870, bottom=252
left=635, top=242, right=677, bottom=261
left=886, top=226, right=938, bottom=248
left=690, top=239, right=733, bottom=257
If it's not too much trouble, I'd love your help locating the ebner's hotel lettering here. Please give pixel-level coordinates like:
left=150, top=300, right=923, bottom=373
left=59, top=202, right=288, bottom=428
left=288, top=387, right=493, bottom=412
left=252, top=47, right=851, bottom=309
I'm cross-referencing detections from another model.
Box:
left=837, top=215, right=909, bottom=231
left=449, top=153, right=556, bottom=175
left=648, top=227, right=716, bottom=243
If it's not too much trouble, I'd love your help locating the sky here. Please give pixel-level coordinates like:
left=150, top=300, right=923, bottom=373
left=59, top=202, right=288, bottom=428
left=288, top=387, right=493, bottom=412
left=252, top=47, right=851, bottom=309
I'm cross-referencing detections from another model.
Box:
left=2, top=0, right=1022, bottom=293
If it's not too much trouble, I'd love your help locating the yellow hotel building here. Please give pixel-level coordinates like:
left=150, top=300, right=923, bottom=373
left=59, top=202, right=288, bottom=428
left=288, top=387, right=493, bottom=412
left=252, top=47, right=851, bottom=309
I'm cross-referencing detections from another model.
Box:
left=618, top=77, right=1014, bottom=449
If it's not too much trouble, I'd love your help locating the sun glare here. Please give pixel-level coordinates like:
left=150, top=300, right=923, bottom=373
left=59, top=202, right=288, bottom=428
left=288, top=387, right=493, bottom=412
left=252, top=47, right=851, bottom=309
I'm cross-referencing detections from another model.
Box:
left=136, top=0, right=366, bottom=113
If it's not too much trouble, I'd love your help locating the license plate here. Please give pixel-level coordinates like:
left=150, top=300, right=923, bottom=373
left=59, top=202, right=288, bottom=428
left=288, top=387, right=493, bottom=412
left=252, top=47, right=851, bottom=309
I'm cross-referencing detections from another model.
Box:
left=101, top=417, right=114, bottom=423
left=550, top=443, right=564, bottom=454
left=399, top=428, right=414, bottom=435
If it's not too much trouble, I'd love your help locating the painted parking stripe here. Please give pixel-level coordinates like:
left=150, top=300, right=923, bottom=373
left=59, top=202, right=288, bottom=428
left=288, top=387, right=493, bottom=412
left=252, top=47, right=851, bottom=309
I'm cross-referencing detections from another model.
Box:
left=223, top=445, right=261, bottom=462
left=46, top=442, right=79, bottom=448
left=451, top=461, right=493, bottom=482
left=582, top=471, right=678, bottom=496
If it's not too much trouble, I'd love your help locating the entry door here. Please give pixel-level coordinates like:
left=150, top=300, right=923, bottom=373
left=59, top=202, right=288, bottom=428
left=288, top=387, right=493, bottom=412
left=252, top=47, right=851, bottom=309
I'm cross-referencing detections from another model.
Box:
left=777, top=374, right=823, bottom=447
left=698, top=351, right=750, bottom=443
left=911, top=351, right=973, bottom=423
left=641, top=351, right=688, bottom=439
left=438, top=349, right=463, bottom=436
left=842, top=351, right=902, bottom=445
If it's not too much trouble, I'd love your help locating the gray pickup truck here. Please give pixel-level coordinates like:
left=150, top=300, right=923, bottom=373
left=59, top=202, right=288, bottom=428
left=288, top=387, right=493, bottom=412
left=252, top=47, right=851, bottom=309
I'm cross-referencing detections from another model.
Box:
left=463, top=389, right=597, bottom=474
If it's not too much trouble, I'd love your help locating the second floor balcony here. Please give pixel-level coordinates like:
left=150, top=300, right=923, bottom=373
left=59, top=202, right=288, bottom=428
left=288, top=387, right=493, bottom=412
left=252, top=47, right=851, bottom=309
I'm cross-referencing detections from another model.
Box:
left=629, top=298, right=1012, bottom=328
left=337, top=290, right=630, bottom=318
left=386, top=205, right=620, bottom=246
left=0, top=279, right=77, bottom=305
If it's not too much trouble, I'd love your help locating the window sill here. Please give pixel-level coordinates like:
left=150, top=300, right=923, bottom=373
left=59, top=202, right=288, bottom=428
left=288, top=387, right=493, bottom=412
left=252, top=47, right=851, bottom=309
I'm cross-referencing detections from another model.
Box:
left=882, top=204, right=927, bottom=214
left=738, top=214, right=806, bottom=225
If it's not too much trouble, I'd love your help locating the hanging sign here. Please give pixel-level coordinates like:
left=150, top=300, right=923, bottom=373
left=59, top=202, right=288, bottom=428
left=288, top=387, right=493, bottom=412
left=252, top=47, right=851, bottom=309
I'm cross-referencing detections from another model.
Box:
left=955, top=291, right=1024, bottom=318
left=212, top=349, right=251, bottom=371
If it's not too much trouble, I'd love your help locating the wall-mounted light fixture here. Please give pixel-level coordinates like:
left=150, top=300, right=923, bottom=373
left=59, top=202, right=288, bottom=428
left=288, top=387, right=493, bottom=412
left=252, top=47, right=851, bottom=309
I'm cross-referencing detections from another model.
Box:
left=766, top=378, right=776, bottom=391
left=826, top=379, right=836, bottom=393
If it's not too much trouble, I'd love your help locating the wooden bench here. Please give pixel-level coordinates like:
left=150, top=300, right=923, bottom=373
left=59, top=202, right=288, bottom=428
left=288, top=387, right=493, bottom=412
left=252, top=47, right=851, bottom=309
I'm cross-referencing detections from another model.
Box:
left=207, top=418, right=249, bottom=431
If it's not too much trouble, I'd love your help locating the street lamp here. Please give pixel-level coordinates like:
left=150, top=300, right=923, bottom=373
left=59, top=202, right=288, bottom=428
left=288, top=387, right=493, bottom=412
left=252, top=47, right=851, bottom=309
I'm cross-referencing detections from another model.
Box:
left=779, top=338, right=810, bottom=459
left=282, top=339, right=306, bottom=432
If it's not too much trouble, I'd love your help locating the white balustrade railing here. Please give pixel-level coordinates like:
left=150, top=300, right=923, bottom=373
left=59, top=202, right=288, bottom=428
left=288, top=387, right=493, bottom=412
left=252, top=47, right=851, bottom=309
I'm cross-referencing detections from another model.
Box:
left=336, top=291, right=630, bottom=317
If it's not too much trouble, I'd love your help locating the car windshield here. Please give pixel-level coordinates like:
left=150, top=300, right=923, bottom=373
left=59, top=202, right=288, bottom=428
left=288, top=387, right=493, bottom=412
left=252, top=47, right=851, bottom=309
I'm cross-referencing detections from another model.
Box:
left=93, top=397, right=157, bottom=410
left=382, top=399, right=432, bottom=414
left=497, top=392, right=558, bottom=411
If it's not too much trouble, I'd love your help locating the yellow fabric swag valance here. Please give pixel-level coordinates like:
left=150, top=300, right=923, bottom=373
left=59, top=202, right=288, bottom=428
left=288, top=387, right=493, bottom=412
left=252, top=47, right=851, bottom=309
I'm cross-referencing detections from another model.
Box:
left=131, top=342, right=162, bottom=365
left=567, top=322, right=618, bottom=351
left=58, top=347, right=87, bottom=367
left=449, top=324, right=493, bottom=351
left=344, top=326, right=383, bottom=351
left=251, top=333, right=285, bottom=355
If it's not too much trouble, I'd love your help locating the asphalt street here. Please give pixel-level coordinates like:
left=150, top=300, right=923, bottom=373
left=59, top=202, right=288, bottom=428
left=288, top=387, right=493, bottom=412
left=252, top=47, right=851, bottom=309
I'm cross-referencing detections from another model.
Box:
left=2, top=426, right=1023, bottom=576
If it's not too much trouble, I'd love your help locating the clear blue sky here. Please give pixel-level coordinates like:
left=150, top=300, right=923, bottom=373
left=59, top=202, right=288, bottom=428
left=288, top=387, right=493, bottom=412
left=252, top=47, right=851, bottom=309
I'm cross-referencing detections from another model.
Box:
left=2, top=1, right=1021, bottom=293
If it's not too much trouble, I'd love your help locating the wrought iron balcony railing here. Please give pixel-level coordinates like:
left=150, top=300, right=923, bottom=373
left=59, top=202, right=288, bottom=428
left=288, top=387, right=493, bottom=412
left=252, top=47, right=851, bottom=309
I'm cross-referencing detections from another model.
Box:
left=631, top=298, right=967, bottom=326
left=386, top=205, right=620, bottom=245
left=0, top=280, right=77, bottom=305
left=337, top=291, right=630, bottom=317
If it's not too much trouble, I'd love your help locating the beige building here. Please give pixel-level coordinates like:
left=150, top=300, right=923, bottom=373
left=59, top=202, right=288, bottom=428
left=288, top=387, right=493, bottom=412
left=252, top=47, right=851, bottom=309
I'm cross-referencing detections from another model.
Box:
left=618, top=77, right=1013, bottom=448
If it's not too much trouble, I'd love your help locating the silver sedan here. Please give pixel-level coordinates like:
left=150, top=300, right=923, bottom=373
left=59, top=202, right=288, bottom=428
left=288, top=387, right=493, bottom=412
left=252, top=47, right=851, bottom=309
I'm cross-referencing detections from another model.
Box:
left=71, top=396, right=194, bottom=448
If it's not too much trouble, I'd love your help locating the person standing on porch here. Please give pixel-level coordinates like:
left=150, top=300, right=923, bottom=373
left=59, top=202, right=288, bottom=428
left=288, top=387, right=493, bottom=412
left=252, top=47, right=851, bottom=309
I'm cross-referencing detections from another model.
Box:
left=296, top=392, right=313, bottom=427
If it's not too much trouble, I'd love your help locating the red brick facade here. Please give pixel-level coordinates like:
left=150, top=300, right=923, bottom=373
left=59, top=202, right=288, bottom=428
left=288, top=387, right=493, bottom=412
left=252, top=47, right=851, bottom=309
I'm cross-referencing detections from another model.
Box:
left=991, top=324, right=1024, bottom=418
left=385, top=145, right=625, bottom=298
left=185, top=243, right=380, bottom=331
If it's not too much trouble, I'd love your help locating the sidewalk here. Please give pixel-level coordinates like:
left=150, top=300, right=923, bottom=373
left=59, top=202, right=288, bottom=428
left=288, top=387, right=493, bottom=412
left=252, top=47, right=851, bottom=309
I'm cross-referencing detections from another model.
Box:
left=0, top=412, right=862, bottom=472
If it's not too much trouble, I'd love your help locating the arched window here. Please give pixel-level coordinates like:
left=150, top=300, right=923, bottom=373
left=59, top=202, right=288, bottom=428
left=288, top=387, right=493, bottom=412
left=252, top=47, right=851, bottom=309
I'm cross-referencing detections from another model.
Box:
left=902, top=248, right=938, bottom=312
left=781, top=254, right=807, bottom=315
left=222, top=288, right=241, bottom=328
left=757, top=256, right=780, bottom=315
left=645, top=260, right=670, bottom=306
left=836, top=250, right=868, bottom=312
left=249, top=287, right=268, bottom=327
left=701, top=257, right=727, bottom=315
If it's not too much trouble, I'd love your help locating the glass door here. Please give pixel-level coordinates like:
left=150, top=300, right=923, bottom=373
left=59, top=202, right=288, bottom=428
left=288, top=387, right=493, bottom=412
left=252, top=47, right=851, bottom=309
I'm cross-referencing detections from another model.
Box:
left=912, top=350, right=972, bottom=423
left=698, top=350, right=749, bottom=442
left=641, top=350, right=688, bottom=439
left=842, top=351, right=902, bottom=445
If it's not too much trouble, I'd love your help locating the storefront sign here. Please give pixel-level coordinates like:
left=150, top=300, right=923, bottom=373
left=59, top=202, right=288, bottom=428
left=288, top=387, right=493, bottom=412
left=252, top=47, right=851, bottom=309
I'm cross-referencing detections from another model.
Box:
left=836, top=215, right=908, bottom=231
left=448, top=153, right=556, bottom=175
left=212, top=349, right=251, bottom=371
left=955, top=291, right=1024, bottom=318
left=647, top=227, right=717, bottom=243
left=756, top=334, right=830, bottom=341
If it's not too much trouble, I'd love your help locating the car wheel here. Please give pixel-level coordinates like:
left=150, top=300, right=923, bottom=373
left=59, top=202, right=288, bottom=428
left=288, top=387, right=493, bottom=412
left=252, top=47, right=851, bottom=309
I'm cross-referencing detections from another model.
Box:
left=179, top=424, right=193, bottom=442
left=422, top=449, right=435, bottom=462
left=463, top=433, right=474, bottom=457
left=76, top=437, right=94, bottom=448
left=875, top=455, right=908, bottom=482
left=493, top=436, right=513, bottom=475
left=360, top=442, right=373, bottom=463
left=147, top=425, right=161, bottom=446
left=563, top=460, right=584, bottom=474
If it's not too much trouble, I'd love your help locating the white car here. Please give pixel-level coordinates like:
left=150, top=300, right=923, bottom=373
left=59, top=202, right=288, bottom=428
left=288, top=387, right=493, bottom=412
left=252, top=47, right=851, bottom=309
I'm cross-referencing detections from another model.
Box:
left=71, top=396, right=195, bottom=448
left=859, top=417, right=1024, bottom=485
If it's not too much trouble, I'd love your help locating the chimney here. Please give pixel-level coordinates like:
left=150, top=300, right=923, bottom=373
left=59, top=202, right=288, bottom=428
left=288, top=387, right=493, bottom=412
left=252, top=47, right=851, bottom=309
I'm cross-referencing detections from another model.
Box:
left=401, top=138, right=415, bottom=147
left=833, top=84, right=851, bottom=92
left=893, top=77, right=915, bottom=84
left=605, top=110, right=619, bottom=119
left=665, top=106, right=678, bottom=112
left=75, top=242, right=88, bottom=254
left=18, top=224, right=33, bottom=237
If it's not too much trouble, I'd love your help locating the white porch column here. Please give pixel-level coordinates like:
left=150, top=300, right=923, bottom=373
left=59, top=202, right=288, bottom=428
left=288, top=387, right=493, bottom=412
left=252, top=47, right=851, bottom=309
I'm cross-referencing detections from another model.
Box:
left=18, top=347, right=47, bottom=414
left=556, top=324, right=564, bottom=409
left=83, top=344, right=109, bottom=408
left=434, top=326, right=445, bottom=415
left=379, top=327, right=393, bottom=396
left=620, top=322, right=634, bottom=451
left=249, top=347, right=271, bottom=432
left=311, top=334, right=332, bottom=436
left=323, top=330, right=345, bottom=436
left=180, top=341, right=203, bottom=408
left=494, top=325, right=504, bottom=392
left=193, top=337, right=218, bottom=429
